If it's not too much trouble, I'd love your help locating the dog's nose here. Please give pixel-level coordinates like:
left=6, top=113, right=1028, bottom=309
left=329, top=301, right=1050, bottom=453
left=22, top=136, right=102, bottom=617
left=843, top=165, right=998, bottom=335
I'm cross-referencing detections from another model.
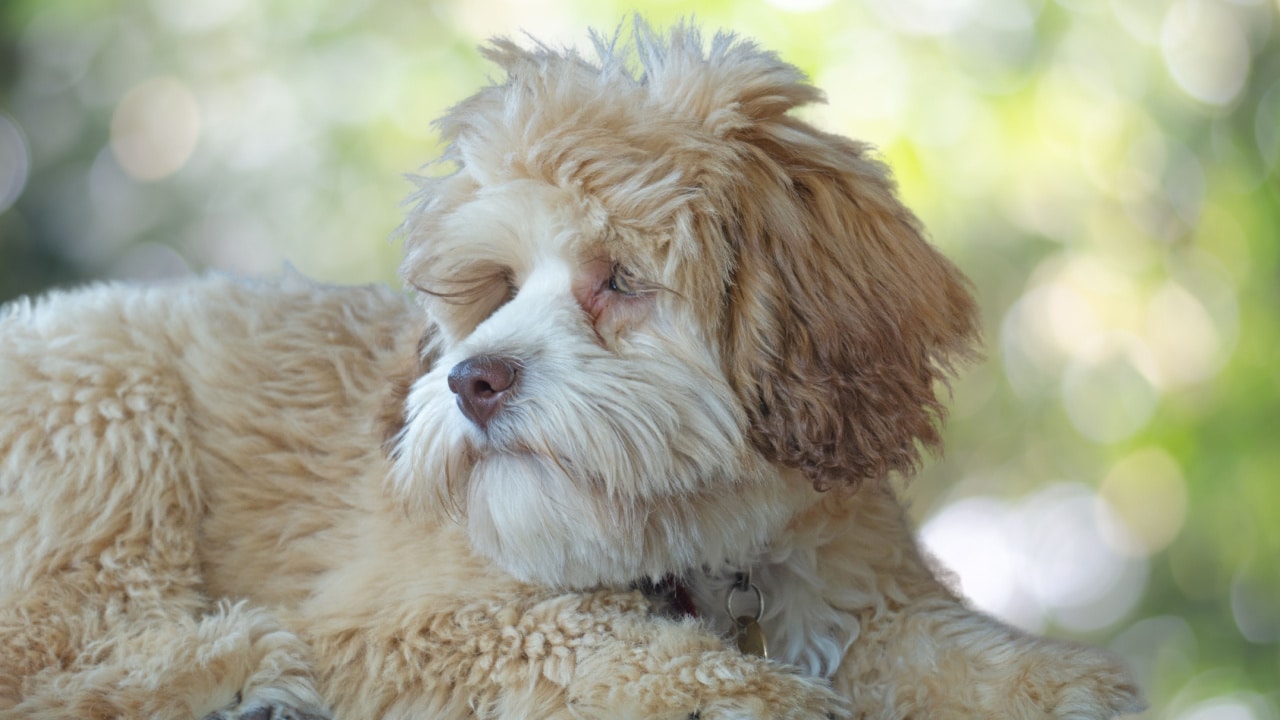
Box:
left=447, top=356, right=519, bottom=429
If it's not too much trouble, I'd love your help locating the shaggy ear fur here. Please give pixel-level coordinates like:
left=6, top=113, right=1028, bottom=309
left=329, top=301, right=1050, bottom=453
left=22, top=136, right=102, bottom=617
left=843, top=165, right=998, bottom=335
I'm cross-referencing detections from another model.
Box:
left=635, top=25, right=981, bottom=490
left=726, top=105, right=979, bottom=491
left=727, top=139, right=979, bottom=491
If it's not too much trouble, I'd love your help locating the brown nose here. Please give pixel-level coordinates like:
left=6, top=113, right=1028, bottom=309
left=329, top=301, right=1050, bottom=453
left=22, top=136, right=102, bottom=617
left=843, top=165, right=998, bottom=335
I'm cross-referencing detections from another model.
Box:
left=447, top=356, right=518, bottom=429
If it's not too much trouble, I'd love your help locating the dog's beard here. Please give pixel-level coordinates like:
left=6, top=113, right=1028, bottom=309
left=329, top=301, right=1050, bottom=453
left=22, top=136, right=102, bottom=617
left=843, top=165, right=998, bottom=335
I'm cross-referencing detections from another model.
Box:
left=391, top=294, right=794, bottom=589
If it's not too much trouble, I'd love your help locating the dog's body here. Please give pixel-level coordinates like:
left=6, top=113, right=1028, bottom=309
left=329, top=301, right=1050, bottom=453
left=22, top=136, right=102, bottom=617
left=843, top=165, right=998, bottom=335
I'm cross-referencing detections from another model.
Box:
left=0, top=276, right=840, bottom=719
left=1, top=24, right=1141, bottom=720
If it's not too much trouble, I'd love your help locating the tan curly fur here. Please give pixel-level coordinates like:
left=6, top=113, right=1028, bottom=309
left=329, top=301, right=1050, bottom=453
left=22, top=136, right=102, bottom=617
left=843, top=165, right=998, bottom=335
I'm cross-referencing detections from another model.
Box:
left=0, top=21, right=1141, bottom=720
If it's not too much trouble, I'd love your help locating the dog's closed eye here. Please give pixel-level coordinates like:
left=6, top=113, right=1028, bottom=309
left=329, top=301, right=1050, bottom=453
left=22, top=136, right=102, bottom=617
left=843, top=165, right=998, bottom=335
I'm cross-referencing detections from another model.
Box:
left=500, top=269, right=519, bottom=304
left=407, top=262, right=523, bottom=340
left=414, top=263, right=513, bottom=305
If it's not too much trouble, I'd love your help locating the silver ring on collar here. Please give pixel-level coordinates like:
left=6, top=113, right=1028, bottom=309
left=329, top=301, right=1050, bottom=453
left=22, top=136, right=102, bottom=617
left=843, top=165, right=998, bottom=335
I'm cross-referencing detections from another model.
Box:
left=725, top=571, right=765, bottom=622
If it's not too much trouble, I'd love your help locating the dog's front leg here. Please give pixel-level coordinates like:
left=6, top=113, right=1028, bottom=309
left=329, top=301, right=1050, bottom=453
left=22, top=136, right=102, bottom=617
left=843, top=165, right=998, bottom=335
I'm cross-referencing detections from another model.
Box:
left=816, top=485, right=1143, bottom=719
left=302, top=588, right=847, bottom=720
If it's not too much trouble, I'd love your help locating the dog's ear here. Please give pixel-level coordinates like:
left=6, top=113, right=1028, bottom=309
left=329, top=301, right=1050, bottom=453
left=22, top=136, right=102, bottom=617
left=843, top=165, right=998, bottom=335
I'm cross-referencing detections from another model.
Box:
left=725, top=121, right=980, bottom=491
left=642, top=29, right=981, bottom=490
left=725, top=121, right=979, bottom=490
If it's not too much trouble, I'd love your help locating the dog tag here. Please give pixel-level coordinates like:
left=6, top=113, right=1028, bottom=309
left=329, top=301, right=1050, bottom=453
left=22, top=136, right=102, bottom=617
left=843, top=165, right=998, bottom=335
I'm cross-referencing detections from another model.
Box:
left=734, top=615, right=768, bottom=658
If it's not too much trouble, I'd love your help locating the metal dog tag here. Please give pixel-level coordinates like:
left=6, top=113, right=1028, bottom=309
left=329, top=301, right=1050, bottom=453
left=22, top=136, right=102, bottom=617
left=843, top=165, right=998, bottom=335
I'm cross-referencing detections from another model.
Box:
left=734, top=616, right=768, bottom=658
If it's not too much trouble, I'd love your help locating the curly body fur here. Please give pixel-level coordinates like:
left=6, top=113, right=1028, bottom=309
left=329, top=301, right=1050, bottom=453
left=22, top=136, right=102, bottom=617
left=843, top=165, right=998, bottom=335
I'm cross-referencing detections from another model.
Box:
left=0, top=22, right=1141, bottom=720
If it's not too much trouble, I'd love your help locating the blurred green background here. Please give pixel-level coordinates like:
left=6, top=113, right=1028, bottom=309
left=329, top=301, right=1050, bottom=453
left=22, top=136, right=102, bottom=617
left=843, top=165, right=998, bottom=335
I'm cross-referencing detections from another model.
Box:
left=1, top=0, right=1276, bottom=716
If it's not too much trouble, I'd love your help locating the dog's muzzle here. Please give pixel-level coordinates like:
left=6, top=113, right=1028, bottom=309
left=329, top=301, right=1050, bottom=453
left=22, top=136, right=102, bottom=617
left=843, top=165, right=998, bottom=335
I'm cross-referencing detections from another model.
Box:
left=447, top=355, right=519, bottom=429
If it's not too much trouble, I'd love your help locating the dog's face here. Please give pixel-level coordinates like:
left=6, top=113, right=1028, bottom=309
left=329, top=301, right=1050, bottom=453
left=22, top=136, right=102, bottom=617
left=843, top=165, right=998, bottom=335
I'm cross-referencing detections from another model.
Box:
left=389, top=25, right=979, bottom=590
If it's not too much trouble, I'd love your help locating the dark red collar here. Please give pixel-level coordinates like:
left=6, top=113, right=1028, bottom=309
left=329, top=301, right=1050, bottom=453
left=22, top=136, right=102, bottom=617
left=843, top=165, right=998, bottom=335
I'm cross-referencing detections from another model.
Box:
left=637, top=575, right=699, bottom=618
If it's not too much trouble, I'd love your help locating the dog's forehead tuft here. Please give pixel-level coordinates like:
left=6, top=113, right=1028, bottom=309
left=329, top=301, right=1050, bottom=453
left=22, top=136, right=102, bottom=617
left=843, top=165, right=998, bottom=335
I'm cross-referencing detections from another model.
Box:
left=430, top=22, right=819, bottom=238
left=465, top=21, right=820, bottom=135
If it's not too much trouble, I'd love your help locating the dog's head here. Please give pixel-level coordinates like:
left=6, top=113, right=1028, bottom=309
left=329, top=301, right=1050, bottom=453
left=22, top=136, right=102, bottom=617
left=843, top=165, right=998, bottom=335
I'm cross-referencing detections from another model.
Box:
left=390, top=23, right=979, bottom=589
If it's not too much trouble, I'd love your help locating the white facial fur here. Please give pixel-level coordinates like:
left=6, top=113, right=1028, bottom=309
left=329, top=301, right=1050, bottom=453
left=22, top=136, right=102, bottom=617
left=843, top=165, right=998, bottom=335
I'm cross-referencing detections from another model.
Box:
left=391, top=182, right=801, bottom=589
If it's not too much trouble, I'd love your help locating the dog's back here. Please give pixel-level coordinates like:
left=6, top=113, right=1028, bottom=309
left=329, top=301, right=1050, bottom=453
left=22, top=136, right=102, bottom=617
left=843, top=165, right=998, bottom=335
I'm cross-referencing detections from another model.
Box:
left=0, top=274, right=421, bottom=609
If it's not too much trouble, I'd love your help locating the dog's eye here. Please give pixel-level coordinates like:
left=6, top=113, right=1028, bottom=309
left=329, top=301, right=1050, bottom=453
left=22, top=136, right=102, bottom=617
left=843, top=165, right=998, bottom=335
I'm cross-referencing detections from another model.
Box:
left=607, top=264, right=639, bottom=296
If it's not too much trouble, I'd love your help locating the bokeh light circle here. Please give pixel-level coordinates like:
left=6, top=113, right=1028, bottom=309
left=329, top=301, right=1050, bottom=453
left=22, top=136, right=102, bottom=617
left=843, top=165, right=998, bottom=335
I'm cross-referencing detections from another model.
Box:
left=922, top=484, right=1149, bottom=634
left=1161, top=0, right=1251, bottom=106
left=110, top=76, right=201, bottom=182
left=0, top=114, right=30, bottom=214
left=1098, top=448, right=1188, bottom=556
left=1062, top=334, right=1160, bottom=444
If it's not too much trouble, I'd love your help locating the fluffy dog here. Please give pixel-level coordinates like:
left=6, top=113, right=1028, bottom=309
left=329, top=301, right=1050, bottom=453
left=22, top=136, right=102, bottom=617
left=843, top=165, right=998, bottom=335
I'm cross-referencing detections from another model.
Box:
left=0, top=23, right=1142, bottom=720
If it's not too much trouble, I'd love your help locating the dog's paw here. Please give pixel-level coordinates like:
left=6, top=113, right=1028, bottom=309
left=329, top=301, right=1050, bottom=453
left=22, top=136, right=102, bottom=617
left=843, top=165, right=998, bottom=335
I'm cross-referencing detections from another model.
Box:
left=941, top=639, right=1146, bottom=720
left=1035, top=644, right=1146, bottom=720
left=842, top=633, right=1143, bottom=720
